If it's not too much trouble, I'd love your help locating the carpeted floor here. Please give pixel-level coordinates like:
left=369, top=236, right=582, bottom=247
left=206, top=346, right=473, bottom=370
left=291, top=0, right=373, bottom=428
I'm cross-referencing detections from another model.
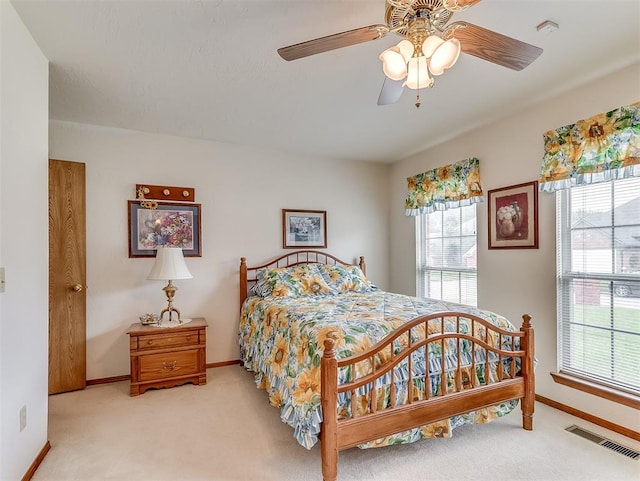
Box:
left=33, top=365, right=640, bottom=481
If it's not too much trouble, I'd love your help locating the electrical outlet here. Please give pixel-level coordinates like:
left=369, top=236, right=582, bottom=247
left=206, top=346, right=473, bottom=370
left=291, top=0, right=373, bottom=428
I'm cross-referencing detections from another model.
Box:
left=0, top=267, right=5, bottom=293
left=20, top=405, right=27, bottom=432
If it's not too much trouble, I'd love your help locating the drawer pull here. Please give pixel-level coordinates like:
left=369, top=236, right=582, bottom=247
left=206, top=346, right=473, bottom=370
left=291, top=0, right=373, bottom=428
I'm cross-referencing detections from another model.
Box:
left=185, top=336, right=192, bottom=341
left=147, top=340, right=154, bottom=346
left=162, top=361, right=178, bottom=371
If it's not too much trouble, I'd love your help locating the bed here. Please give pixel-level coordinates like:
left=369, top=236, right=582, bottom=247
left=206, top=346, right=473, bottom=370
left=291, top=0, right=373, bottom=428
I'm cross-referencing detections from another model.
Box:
left=239, top=250, right=535, bottom=481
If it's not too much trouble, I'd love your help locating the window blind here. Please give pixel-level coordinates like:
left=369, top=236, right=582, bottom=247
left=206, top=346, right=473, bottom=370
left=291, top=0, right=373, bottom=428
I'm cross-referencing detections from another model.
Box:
left=416, top=204, right=477, bottom=306
left=557, top=177, right=640, bottom=394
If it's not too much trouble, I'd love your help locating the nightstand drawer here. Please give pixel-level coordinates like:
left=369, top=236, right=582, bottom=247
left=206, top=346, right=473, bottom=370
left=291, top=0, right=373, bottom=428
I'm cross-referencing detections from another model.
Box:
left=138, top=350, right=199, bottom=381
left=137, top=331, right=200, bottom=350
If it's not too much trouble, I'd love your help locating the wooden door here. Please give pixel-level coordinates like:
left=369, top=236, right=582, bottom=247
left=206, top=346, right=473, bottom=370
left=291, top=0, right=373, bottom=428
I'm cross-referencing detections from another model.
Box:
left=49, top=159, right=86, bottom=394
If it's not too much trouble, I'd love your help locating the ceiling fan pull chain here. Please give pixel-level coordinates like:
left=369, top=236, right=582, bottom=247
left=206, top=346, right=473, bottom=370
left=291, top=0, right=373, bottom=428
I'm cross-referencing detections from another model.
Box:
left=415, top=53, right=421, bottom=108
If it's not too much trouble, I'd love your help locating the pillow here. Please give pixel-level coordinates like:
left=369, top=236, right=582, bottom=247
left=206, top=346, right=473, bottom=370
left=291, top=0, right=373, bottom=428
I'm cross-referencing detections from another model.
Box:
left=250, top=275, right=272, bottom=297
left=319, top=264, right=373, bottom=293
left=253, top=264, right=333, bottom=298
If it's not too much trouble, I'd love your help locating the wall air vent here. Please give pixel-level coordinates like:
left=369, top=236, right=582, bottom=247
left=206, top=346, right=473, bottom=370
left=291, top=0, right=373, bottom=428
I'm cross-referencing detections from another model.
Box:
left=565, top=425, right=639, bottom=460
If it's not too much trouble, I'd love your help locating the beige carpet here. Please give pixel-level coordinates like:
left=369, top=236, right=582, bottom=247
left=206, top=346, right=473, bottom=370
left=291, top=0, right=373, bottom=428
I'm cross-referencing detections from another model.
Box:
left=33, top=365, right=640, bottom=481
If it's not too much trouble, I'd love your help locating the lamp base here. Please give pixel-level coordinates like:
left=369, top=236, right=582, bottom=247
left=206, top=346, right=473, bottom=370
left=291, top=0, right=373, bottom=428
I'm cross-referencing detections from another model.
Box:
left=159, top=306, right=182, bottom=323
left=159, top=280, right=183, bottom=323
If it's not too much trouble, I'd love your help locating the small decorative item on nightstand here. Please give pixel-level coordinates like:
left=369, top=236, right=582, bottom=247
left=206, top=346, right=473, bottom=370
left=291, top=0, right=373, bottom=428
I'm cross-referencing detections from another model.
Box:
left=127, top=317, right=207, bottom=396
left=139, top=313, right=160, bottom=325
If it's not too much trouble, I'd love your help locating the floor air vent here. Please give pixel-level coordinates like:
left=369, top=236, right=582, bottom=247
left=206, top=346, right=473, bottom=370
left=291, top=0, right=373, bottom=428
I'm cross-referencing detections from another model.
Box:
left=565, top=425, right=640, bottom=460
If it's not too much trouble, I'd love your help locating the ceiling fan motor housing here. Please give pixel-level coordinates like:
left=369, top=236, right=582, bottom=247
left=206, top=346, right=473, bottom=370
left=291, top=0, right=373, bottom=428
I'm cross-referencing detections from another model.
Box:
left=386, top=0, right=454, bottom=39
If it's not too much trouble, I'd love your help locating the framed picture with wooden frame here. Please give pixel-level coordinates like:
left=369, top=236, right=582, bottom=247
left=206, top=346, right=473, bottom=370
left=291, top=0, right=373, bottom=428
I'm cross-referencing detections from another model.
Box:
left=282, top=209, right=327, bottom=249
left=128, top=201, right=202, bottom=257
left=487, top=181, right=538, bottom=249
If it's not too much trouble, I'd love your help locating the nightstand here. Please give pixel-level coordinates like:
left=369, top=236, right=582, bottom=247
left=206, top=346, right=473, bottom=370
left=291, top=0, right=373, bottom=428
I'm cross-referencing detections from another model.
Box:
left=127, top=317, right=207, bottom=396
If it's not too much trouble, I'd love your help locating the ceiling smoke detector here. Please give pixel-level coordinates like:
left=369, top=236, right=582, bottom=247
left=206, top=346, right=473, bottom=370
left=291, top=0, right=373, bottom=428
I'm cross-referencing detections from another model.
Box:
left=537, top=20, right=559, bottom=35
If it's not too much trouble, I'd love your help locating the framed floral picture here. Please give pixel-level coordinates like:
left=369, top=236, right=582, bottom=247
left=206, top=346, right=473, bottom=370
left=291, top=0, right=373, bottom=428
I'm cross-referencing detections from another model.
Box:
left=128, top=201, right=202, bottom=257
left=487, top=181, right=538, bottom=249
left=282, top=209, right=327, bottom=249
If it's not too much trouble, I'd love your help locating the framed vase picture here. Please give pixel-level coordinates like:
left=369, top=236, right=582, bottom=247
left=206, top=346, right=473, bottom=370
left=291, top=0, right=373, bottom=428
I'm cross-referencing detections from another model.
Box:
left=128, top=201, right=202, bottom=257
left=282, top=209, right=327, bottom=248
left=487, top=181, right=538, bottom=249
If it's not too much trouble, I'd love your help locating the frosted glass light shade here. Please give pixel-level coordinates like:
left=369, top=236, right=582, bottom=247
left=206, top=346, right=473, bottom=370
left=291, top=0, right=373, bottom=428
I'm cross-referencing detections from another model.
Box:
left=380, top=47, right=408, bottom=80
left=422, top=35, right=444, bottom=58
left=404, top=56, right=433, bottom=90
left=397, top=40, right=415, bottom=62
left=147, top=247, right=193, bottom=280
left=429, top=38, right=461, bottom=75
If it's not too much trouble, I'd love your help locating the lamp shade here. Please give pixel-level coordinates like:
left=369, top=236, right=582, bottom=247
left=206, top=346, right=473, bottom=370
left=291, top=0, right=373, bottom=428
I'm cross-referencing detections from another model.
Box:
left=422, top=35, right=444, bottom=58
left=380, top=47, right=408, bottom=81
left=147, top=247, right=193, bottom=280
left=404, top=56, right=434, bottom=90
left=396, top=40, right=415, bottom=62
left=429, top=38, right=461, bottom=75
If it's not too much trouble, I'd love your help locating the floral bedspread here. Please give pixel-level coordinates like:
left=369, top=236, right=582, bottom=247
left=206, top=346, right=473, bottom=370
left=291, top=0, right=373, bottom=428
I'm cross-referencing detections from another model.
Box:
left=239, top=290, right=520, bottom=449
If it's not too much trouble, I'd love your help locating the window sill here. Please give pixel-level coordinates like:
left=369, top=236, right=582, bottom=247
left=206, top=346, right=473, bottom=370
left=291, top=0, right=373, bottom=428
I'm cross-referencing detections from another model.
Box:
left=551, top=372, right=640, bottom=410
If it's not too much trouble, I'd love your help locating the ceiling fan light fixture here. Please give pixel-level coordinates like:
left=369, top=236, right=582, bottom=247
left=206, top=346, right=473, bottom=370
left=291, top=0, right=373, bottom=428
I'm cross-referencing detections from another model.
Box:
left=277, top=0, right=543, bottom=107
left=429, top=38, right=461, bottom=75
left=380, top=46, right=408, bottom=80
left=404, top=56, right=433, bottom=90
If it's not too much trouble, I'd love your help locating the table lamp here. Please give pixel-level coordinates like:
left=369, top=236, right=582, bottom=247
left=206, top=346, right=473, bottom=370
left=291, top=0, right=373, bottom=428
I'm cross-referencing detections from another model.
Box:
left=147, top=246, right=192, bottom=323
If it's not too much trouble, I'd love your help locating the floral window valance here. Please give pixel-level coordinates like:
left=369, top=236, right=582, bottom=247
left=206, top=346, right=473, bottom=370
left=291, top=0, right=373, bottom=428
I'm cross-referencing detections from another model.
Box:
left=405, top=157, right=483, bottom=216
left=538, top=101, right=640, bottom=193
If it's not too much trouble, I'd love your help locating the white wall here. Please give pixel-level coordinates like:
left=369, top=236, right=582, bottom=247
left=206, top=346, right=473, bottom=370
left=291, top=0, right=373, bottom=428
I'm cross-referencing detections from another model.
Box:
left=389, top=62, right=640, bottom=432
left=0, top=2, right=49, bottom=479
left=49, top=122, right=389, bottom=380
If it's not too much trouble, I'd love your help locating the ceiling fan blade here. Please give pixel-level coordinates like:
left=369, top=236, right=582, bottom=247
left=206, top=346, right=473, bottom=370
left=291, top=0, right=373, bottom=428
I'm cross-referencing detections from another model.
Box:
left=450, top=22, right=543, bottom=71
left=278, top=25, right=389, bottom=61
left=377, top=76, right=404, bottom=106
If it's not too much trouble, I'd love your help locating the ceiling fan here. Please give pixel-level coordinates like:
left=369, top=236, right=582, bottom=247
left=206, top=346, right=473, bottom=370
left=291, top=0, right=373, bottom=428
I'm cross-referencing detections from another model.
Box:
left=277, top=0, right=543, bottom=107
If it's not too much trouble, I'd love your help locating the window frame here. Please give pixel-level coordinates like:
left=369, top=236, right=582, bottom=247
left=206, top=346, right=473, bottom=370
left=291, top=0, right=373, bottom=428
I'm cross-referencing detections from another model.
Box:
left=415, top=204, right=478, bottom=307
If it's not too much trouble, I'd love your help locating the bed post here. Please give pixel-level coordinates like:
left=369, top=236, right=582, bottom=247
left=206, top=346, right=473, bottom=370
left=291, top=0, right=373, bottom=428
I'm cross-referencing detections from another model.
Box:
left=240, top=257, right=248, bottom=308
left=520, top=314, right=535, bottom=430
left=321, top=335, right=339, bottom=481
left=359, top=256, right=366, bottom=276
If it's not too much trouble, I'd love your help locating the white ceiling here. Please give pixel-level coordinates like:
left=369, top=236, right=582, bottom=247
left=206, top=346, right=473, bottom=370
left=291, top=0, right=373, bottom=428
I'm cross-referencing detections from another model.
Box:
left=11, top=0, right=640, bottom=163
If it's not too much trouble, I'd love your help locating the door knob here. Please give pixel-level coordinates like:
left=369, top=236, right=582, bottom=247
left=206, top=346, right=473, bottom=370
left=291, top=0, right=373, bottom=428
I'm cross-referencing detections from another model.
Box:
left=72, top=284, right=84, bottom=292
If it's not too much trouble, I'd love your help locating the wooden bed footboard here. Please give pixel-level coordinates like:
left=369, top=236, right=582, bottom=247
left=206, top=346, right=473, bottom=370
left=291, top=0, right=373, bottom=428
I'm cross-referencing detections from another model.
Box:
left=320, top=312, right=535, bottom=481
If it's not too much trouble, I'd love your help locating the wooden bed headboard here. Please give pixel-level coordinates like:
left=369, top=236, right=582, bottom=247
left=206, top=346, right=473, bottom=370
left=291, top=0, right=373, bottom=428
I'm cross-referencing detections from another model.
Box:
left=239, top=250, right=365, bottom=307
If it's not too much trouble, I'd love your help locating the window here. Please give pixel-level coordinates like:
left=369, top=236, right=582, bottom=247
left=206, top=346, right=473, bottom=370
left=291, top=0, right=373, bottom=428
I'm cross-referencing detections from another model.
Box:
left=416, top=204, right=477, bottom=306
left=557, top=176, right=640, bottom=396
